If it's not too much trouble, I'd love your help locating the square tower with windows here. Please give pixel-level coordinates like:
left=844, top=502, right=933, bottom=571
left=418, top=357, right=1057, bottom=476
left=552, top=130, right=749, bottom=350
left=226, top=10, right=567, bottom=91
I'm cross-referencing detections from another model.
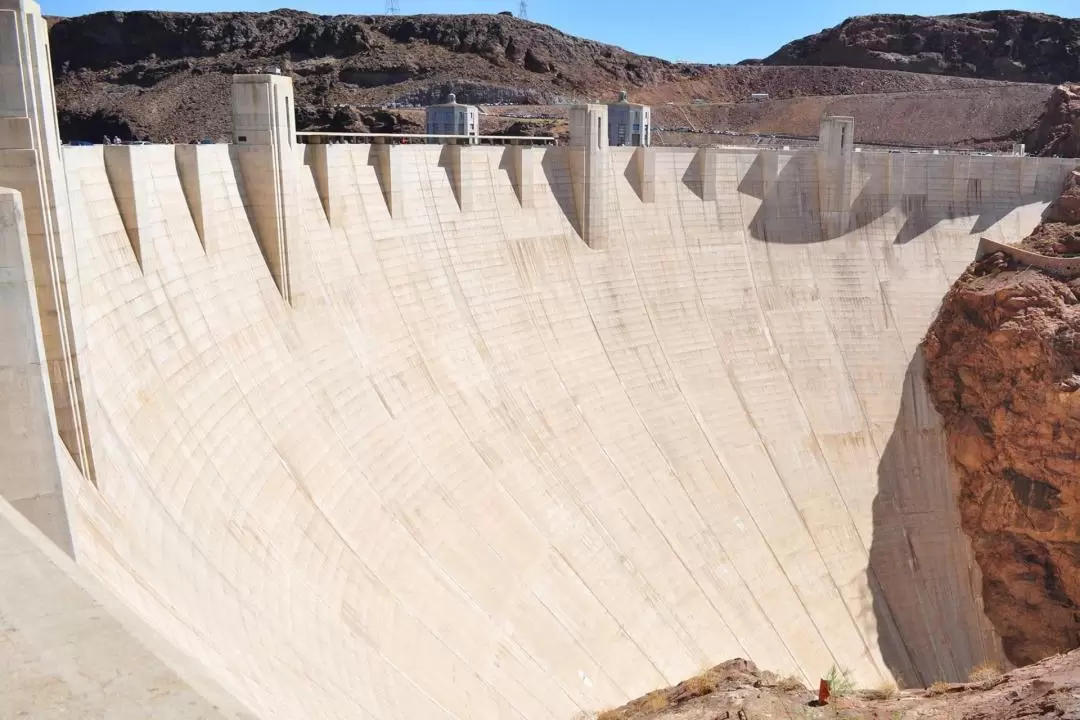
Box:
left=606, top=90, right=651, bottom=147
left=232, top=73, right=294, bottom=148
left=425, top=93, right=479, bottom=144
left=230, top=73, right=298, bottom=301
left=819, top=115, right=855, bottom=158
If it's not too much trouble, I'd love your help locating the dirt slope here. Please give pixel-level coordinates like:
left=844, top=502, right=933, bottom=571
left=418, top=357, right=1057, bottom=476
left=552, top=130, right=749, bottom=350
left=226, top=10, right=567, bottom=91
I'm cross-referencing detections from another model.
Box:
left=653, top=84, right=1049, bottom=148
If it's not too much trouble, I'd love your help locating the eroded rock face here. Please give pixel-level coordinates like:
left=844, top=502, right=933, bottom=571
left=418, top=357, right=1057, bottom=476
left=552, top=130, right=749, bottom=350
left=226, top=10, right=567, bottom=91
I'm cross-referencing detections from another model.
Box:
left=1049, top=171, right=1080, bottom=223
left=924, top=216, right=1080, bottom=665
left=1028, top=85, right=1080, bottom=158
left=761, top=11, right=1080, bottom=83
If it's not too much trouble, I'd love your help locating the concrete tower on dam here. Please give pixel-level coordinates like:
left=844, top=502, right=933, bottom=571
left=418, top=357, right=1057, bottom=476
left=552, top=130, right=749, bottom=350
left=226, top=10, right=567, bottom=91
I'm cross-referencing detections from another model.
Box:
left=3, top=0, right=1080, bottom=716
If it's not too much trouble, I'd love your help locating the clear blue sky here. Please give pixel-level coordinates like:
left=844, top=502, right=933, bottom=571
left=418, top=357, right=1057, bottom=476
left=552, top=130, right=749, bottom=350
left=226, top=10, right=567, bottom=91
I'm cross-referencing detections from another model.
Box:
left=41, top=0, right=1078, bottom=64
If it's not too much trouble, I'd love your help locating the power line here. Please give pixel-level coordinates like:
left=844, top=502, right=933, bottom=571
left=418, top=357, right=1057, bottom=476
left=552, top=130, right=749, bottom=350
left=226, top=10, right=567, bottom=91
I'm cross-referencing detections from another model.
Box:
left=385, top=0, right=399, bottom=13
left=518, top=0, right=527, bottom=19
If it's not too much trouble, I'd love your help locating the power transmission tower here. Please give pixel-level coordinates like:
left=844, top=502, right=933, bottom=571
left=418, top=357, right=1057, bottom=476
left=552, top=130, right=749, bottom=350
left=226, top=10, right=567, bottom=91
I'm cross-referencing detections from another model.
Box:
left=518, top=0, right=527, bottom=19
left=385, top=0, right=399, bottom=14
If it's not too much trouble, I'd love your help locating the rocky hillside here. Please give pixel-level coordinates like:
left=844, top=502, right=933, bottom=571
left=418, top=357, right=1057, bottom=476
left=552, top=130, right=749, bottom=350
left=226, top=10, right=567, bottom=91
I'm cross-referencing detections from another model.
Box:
left=49, top=10, right=667, bottom=103
left=757, top=11, right=1080, bottom=83
left=923, top=175, right=1080, bottom=668
left=47, top=9, right=1037, bottom=144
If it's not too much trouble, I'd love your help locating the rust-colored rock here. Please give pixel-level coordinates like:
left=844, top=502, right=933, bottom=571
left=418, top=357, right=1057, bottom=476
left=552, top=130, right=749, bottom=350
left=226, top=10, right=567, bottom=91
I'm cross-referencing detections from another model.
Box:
left=1028, top=84, right=1080, bottom=158
left=1048, top=171, right=1080, bottom=223
left=924, top=178, right=1080, bottom=666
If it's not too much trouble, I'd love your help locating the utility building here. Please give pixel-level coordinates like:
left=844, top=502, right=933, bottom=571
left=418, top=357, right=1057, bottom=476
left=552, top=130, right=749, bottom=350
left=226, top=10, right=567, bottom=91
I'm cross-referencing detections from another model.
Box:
left=425, top=93, right=480, bottom=144
left=606, top=91, right=651, bottom=147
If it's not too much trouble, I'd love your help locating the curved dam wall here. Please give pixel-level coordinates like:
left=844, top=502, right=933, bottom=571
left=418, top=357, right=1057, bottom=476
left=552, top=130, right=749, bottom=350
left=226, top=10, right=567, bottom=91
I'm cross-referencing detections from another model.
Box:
left=3, top=2, right=1080, bottom=716
left=39, top=141, right=1076, bottom=718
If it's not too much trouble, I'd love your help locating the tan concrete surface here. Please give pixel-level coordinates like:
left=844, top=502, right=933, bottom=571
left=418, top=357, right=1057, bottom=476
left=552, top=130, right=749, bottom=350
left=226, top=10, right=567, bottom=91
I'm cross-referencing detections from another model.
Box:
left=44, top=141, right=1076, bottom=719
left=0, top=187, right=70, bottom=551
left=0, top=488, right=256, bottom=718
left=5, top=2, right=1080, bottom=716
left=0, top=0, right=97, bottom=504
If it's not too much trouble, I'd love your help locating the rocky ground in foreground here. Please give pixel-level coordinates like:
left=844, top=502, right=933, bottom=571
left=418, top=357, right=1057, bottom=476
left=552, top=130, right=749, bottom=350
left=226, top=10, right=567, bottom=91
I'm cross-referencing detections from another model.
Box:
left=594, top=654, right=1080, bottom=720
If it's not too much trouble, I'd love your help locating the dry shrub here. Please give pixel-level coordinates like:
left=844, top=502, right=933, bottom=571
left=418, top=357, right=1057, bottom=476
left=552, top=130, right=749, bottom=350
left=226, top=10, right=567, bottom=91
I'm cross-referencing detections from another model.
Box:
left=927, top=680, right=951, bottom=696
left=595, top=710, right=620, bottom=720
left=642, top=692, right=669, bottom=712
left=862, top=681, right=898, bottom=700
left=776, top=675, right=805, bottom=692
left=683, top=672, right=718, bottom=697
left=968, top=662, right=1003, bottom=684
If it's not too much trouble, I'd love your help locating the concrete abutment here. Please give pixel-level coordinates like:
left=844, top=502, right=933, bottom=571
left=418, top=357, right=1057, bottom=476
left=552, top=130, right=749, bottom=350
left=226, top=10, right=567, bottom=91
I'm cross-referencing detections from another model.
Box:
left=0, top=0, right=95, bottom=542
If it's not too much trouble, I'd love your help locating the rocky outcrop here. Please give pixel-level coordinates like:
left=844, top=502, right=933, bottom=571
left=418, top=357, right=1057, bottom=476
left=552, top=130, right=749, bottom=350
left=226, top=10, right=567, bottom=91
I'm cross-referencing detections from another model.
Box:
left=500, top=119, right=560, bottom=138
left=48, top=10, right=672, bottom=89
left=759, top=11, right=1080, bottom=83
left=1028, top=84, right=1080, bottom=158
left=293, top=105, right=421, bottom=134
left=923, top=184, right=1080, bottom=666
left=1048, top=171, right=1080, bottom=225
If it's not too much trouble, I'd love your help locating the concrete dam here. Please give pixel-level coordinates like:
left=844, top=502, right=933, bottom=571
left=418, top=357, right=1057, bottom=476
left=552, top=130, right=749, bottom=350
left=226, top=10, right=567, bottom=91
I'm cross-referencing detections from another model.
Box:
left=3, top=1, right=1079, bottom=717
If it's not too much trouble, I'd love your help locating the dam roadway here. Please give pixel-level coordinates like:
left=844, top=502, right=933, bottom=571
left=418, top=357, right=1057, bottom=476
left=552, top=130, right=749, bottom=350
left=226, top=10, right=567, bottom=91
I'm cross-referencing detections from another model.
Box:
left=3, top=3, right=1080, bottom=717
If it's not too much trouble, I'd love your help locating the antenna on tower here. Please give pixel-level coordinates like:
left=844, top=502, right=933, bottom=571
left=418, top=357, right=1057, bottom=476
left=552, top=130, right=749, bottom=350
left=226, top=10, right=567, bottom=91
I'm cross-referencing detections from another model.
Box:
left=518, top=0, right=527, bottom=19
left=386, top=0, right=400, bottom=14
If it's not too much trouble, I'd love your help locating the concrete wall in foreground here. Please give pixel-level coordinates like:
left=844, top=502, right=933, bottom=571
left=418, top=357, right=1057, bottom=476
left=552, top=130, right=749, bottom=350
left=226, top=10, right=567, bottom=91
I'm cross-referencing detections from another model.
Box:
left=0, top=490, right=256, bottom=719
left=0, top=0, right=96, bottom=503
left=0, top=188, right=71, bottom=549
left=40, top=136, right=1076, bottom=720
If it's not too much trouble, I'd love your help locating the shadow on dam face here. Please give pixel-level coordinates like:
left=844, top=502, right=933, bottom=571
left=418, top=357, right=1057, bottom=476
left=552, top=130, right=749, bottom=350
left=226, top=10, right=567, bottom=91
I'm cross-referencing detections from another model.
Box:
left=736, top=151, right=1032, bottom=246
left=869, top=353, right=1001, bottom=687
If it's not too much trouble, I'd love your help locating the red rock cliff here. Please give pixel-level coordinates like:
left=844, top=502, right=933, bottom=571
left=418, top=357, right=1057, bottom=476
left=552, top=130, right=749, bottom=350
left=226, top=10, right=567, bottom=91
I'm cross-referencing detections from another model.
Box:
left=923, top=193, right=1080, bottom=665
